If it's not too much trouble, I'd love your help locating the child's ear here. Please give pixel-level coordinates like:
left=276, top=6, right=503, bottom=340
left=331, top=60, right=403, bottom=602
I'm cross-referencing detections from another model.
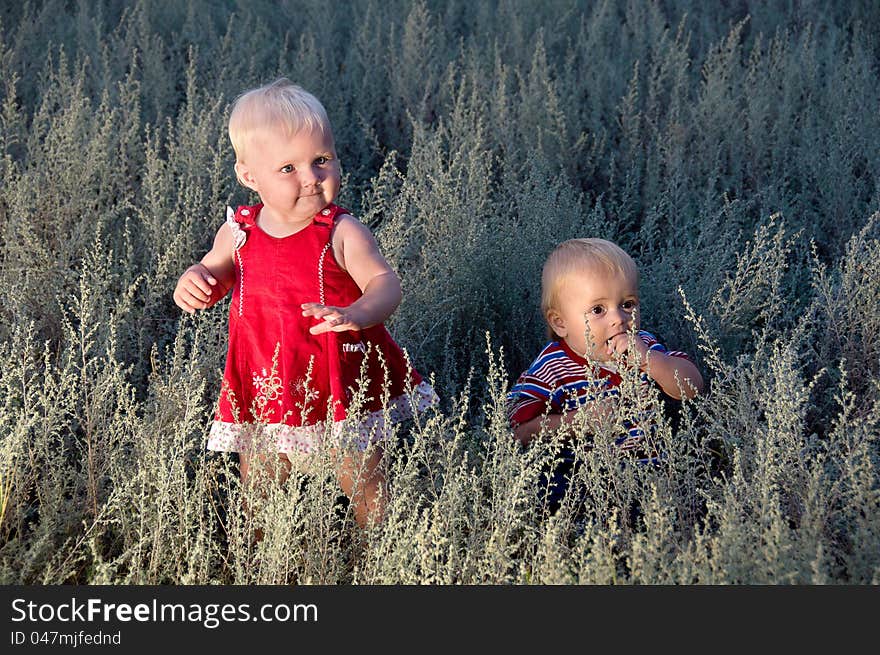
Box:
left=234, top=161, right=258, bottom=191
left=547, top=310, right=568, bottom=338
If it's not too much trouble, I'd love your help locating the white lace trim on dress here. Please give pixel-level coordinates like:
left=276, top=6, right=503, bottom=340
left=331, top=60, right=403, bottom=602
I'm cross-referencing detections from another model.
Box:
left=208, top=380, right=438, bottom=454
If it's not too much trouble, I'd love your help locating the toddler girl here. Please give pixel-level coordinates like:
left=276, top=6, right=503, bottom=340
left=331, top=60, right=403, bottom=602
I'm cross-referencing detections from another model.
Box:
left=173, top=79, right=436, bottom=528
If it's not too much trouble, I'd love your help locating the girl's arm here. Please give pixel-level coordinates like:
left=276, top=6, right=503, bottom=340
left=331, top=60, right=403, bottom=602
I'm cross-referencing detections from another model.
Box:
left=173, top=224, right=236, bottom=314
left=302, top=215, right=402, bottom=334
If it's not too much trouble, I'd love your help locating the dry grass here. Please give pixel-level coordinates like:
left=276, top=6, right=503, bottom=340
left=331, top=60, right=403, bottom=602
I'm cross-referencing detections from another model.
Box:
left=0, top=0, right=877, bottom=584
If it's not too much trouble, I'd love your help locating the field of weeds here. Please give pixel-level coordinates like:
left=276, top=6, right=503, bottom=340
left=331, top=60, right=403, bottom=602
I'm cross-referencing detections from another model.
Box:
left=0, top=0, right=878, bottom=584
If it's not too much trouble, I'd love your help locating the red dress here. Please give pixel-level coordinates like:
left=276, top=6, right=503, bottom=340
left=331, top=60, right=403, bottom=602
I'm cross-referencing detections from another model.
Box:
left=207, top=203, right=436, bottom=454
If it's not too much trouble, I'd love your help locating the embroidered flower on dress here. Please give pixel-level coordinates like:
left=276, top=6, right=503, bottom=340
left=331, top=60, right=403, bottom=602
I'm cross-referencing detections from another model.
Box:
left=252, top=367, right=283, bottom=408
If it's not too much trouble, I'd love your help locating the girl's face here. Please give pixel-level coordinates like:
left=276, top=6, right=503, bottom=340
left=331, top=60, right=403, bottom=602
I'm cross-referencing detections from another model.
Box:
left=235, top=125, right=341, bottom=224
left=548, top=267, right=640, bottom=361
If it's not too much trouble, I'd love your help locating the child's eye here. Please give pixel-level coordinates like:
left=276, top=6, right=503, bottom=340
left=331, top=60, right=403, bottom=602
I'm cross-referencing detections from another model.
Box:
left=280, top=164, right=294, bottom=173
left=589, top=305, right=606, bottom=316
left=621, top=299, right=638, bottom=311
left=315, top=156, right=329, bottom=165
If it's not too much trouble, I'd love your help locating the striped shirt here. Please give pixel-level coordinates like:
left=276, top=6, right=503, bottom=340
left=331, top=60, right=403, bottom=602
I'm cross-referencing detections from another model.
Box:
left=506, top=331, right=692, bottom=457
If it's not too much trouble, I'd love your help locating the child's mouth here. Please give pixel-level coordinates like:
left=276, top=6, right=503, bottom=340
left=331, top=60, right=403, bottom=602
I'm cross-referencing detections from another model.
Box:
left=606, top=332, right=625, bottom=343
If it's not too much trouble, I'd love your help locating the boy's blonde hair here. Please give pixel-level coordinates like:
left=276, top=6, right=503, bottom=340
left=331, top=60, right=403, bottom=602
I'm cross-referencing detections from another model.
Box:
left=228, top=78, right=332, bottom=162
left=541, top=238, right=639, bottom=338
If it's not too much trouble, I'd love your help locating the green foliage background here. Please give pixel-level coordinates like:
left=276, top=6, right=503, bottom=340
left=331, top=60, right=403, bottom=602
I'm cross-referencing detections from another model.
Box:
left=0, top=0, right=878, bottom=583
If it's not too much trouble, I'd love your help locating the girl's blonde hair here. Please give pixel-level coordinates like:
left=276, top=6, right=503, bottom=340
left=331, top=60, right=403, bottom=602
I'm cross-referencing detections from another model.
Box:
left=541, top=238, right=639, bottom=339
left=228, top=78, right=332, bottom=162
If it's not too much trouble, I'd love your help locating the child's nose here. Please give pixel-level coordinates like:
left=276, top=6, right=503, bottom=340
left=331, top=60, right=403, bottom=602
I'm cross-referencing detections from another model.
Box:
left=609, top=307, right=629, bottom=326
left=300, top=167, right=320, bottom=187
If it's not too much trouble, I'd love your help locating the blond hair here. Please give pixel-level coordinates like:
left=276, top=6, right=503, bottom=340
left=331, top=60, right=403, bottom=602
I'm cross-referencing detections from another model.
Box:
left=228, top=78, right=332, bottom=162
left=541, top=238, right=639, bottom=338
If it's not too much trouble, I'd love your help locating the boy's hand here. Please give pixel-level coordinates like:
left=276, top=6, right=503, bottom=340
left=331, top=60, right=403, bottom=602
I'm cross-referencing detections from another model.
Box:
left=302, top=303, right=363, bottom=334
left=606, top=332, right=649, bottom=367
left=173, top=264, right=218, bottom=314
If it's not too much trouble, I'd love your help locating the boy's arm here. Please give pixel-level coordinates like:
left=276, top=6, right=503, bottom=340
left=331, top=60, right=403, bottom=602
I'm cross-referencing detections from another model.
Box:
left=641, top=350, right=704, bottom=399
left=512, top=400, right=616, bottom=446
left=513, top=412, right=566, bottom=446
left=607, top=332, right=704, bottom=400
left=302, top=214, right=402, bottom=334
left=173, top=224, right=236, bottom=314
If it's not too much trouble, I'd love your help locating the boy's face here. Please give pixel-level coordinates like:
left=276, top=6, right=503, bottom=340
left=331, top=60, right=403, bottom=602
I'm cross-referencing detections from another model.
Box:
left=234, top=125, right=341, bottom=223
left=548, top=267, right=640, bottom=361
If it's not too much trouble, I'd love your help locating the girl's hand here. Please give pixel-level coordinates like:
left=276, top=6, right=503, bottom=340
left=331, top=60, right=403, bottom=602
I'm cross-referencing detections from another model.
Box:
left=302, top=303, right=363, bottom=334
left=174, top=264, right=219, bottom=314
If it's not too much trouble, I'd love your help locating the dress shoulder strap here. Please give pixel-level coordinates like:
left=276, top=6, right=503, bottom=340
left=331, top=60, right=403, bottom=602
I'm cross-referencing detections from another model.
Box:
left=225, top=204, right=260, bottom=249
left=226, top=204, right=260, bottom=317
left=312, top=203, right=350, bottom=227
left=314, top=204, right=352, bottom=305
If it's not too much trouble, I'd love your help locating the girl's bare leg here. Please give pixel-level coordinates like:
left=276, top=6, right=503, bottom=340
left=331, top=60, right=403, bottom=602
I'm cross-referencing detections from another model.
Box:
left=239, top=451, right=292, bottom=485
left=334, top=445, right=386, bottom=530
left=239, top=452, right=292, bottom=542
